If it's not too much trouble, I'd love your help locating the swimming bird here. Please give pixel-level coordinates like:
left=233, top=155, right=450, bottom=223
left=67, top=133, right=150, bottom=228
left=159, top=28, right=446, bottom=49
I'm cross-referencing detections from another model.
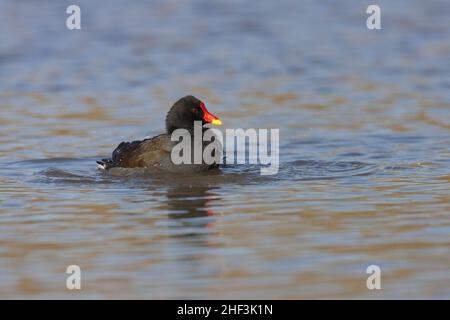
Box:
left=97, top=95, right=222, bottom=172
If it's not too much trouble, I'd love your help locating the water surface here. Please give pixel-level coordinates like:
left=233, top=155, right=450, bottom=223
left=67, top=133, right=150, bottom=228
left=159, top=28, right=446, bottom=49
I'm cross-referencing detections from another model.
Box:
left=1, top=0, right=450, bottom=299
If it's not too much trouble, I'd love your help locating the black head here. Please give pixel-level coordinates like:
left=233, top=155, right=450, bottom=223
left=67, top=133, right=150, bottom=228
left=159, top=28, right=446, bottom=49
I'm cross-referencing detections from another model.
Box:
left=165, top=95, right=222, bottom=134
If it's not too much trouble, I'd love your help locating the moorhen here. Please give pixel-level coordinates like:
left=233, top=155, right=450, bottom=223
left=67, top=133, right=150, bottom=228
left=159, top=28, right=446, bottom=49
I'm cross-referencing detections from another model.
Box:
left=97, top=95, right=223, bottom=172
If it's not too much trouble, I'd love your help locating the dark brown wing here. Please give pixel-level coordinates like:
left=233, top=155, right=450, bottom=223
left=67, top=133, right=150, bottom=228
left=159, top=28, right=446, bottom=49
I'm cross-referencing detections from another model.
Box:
left=97, top=134, right=173, bottom=169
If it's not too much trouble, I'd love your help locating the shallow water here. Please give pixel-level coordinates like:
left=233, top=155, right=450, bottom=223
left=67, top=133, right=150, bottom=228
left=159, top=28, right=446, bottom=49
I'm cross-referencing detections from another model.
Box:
left=1, top=0, right=450, bottom=299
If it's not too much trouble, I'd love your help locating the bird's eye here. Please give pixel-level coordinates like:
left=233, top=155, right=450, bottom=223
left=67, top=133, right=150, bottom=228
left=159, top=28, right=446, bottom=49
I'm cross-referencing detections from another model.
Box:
left=192, top=108, right=199, bottom=114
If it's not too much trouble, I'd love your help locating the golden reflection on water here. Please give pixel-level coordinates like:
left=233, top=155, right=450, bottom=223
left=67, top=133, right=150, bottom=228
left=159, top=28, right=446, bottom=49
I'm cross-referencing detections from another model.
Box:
left=1, top=159, right=450, bottom=298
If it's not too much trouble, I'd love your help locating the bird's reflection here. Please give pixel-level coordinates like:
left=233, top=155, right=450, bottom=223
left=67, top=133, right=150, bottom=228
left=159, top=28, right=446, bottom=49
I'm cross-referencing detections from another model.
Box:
left=164, top=185, right=219, bottom=232
left=159, top=185, right=225, bottom=275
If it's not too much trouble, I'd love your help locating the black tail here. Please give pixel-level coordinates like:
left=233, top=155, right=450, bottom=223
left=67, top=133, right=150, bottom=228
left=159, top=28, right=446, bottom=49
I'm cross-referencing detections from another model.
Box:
left=97, top=140, right=142, bottom=170
left=96, top=159, right=114, bottom=170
